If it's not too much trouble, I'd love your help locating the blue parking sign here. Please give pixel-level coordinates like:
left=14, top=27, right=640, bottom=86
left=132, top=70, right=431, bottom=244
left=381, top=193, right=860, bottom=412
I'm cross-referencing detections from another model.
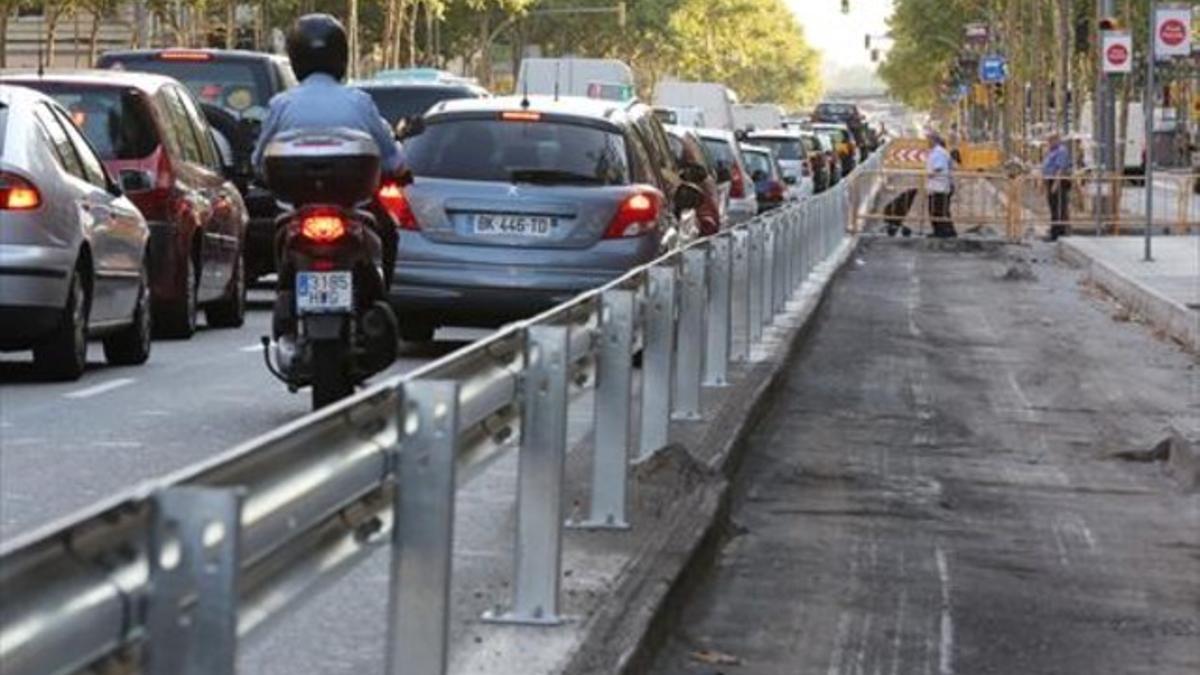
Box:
left=980, top=55, right=1007, bottom=83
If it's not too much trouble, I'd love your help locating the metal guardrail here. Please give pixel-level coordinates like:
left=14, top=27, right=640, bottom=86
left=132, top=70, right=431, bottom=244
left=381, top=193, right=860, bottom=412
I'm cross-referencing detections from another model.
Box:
left=0, top=150, right=885, bottom=675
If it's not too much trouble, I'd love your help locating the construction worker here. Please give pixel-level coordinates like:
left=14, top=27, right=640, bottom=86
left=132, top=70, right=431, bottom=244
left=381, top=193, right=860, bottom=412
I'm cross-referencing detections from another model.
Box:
left=1042, top=133, right=1072, bottom=241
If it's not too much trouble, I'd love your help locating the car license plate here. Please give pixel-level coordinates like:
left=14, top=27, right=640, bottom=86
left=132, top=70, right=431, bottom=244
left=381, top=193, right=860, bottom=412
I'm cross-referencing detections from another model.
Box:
left=474, top=214, right=554, bottom=237
left=296, top=271, right=353, bottom=314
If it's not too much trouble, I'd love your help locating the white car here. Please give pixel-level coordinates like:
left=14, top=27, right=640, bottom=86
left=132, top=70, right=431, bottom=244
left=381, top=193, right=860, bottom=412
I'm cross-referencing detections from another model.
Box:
left=0, top=85, right=152, bottom=379
left=745, top=130, right=816, bottom=200
left=695, top=128, right=758, bottom=225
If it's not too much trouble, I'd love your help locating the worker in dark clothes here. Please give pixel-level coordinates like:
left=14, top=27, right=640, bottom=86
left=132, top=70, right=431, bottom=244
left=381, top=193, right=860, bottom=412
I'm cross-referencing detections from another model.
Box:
left=1042, top=133, right=1072, bottom=241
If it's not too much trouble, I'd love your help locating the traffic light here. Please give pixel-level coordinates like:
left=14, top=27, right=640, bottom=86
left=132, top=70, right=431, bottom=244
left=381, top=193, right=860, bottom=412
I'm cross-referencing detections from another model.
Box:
left=992, top=82, right=1005, bottom=104
left=841, top=0, right=850, bottom=14
left=1098, top=17, right=1121, bottom=32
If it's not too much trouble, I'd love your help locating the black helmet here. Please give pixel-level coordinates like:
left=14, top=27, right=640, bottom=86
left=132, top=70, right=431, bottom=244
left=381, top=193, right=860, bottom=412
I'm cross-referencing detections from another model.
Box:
left=286, top=13, right=348, bottom=82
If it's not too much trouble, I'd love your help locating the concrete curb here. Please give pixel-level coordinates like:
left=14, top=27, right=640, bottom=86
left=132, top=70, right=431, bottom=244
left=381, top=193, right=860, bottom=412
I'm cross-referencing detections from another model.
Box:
left=559, top=236, right=861, bottom=675
left=1058, top=239, right=1199, bottom=353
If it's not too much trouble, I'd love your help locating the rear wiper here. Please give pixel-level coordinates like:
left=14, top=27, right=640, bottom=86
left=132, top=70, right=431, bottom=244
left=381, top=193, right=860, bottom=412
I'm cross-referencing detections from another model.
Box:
left=510, top=168, right=603, bottom=185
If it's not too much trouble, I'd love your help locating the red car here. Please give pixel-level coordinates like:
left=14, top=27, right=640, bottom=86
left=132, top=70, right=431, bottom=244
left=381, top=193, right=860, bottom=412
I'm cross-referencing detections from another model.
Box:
left=6, top=72, right=249, bottom=338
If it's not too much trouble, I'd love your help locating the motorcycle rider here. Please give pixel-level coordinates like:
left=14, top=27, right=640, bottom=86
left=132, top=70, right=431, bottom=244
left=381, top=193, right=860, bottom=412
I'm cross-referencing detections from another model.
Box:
left=253, top=13, right=403, bottom=340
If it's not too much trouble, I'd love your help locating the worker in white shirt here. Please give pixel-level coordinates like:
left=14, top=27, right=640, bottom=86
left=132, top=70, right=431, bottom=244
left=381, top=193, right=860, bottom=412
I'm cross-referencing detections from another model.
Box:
left=925, top=130, right=956, bottom=238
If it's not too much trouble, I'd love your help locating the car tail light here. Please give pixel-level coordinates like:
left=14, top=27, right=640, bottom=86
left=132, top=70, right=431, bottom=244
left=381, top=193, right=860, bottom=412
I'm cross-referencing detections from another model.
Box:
left=0, top=172, right=41, bottom=210
left=378, top=181, right=418, bottom=230
left=767, top=180, right=786, bottom=202
left=501, top=111, right=541, bottom=122
left=605, top=191, right=660, bottom=239
left=729, top=163, right=747, bottom=199
left=299, top=210, right=348, bottom=243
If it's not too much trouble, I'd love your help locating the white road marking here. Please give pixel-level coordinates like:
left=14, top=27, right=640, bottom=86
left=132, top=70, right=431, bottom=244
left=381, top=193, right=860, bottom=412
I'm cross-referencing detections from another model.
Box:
left=63, top=378, right=134, bottom=399
left=935, top=546, right=955, bottom=675
left=93, top=441, right=144, bottom=449
left=240, top=344, right=265, bottom=353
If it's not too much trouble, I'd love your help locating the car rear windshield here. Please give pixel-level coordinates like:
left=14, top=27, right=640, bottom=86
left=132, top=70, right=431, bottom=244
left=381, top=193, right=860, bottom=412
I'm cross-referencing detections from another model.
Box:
left=742, top=150, right=774, bottom=178
left=700, top=137, right=739, bottom=170
left=356, top=86, right=478, bottom=124
left=27, top=85, right=158, bottom=160
left=404, top=117, right=629, bottom=185
left=104, top=56, right=271, bottom=115
left=816, top=103, right=857, bottom=119
left=748, top=136, right=804, bottom=161
left=0, top=103, right=8, bottom=156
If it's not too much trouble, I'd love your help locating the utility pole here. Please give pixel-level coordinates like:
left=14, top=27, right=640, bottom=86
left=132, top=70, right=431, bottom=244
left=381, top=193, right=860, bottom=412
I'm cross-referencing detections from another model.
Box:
left=1099, top=1, right=1117, bottom=180
left=1144, top=1, right=1155, bottom=262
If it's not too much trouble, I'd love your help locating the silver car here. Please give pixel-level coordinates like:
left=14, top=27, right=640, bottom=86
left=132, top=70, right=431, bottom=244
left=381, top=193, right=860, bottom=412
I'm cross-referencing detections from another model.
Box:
left=0, top=85, right=151, bottom=379
left=695, top=128, right=758, bottom=225
left=387, top=96, right=699, bottom=341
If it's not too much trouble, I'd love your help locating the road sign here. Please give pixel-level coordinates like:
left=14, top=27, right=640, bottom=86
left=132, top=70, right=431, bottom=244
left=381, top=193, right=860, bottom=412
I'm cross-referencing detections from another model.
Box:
left=883, top=139, right=931, bottom=170
left=1155, top=7, right=1191, bottom=58
left=1102, top=31, right=1133, bottom=73
left=979, top=55, right=1006, bottom=83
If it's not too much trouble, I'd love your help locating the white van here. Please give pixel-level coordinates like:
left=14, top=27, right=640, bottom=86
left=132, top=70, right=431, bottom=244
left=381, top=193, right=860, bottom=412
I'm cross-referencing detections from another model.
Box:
left=1079, top=101, right=1151, bottom=173
left=732, top=103, right=784, bottom=132
left=655, top=81, right=738, bottom=131
left=654, top=105, right=707, bottom=128
left=515, top=58, right=635, bottom=100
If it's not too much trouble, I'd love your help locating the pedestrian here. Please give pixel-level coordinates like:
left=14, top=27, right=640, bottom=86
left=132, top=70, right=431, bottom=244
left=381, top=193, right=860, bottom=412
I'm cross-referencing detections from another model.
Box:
left=1042, top=132, right=1072, bottom=241
left=925, top=130, right=956, bottom=238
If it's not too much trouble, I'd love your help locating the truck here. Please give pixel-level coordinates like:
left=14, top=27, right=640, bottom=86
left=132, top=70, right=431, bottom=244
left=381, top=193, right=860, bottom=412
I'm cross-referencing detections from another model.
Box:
left=654, top=81, right=739, bottom=131
left=732, top=103, right=785, bottom=132
left=515, top=58, right=635, bottom=100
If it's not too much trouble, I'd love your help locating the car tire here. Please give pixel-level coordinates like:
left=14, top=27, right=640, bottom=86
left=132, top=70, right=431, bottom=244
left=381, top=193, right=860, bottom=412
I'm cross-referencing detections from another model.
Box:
left=399, top=319, right=435, bottom=344
left=205, top=252, right=246, bottom=329
left=34, top=271, right=89, bottom=381
left=103, top=269, right=153, bottom=366
left=156, top=253, right=198, bottom=339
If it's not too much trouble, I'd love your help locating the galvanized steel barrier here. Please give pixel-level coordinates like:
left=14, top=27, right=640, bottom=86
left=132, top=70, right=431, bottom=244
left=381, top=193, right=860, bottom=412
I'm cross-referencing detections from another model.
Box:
left=0, top=150, right=885, bottom=675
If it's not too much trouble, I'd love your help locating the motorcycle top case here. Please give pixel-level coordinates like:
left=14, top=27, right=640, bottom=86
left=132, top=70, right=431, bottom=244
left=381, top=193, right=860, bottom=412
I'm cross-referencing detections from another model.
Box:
left=263, top=128, right=382, bottom=208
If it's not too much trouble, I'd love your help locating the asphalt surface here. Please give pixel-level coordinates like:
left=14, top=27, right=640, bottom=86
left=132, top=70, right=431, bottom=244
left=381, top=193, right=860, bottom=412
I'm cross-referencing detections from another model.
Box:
left=653, top=239, right=1199, bottom=674
left=0, top=289, right=488, bottom=540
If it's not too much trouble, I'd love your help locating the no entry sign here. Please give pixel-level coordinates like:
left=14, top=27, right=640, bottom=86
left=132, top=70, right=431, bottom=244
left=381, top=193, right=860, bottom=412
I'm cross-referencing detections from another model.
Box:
left=1102, top=32, right=1132, bottom=73
left=1155, top=7, right=1192, bottom=58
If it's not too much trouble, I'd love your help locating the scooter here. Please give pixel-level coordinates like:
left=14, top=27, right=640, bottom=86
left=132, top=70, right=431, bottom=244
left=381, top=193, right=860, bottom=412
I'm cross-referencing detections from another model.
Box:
left=259, top=128, right=399, bottom=410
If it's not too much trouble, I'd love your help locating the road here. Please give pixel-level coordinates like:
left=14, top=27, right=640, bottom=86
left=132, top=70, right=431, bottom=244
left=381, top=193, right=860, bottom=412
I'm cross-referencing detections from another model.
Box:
left=652, top=239, right=1199, bottom=674
left=0, top=289, right=488, bottom=540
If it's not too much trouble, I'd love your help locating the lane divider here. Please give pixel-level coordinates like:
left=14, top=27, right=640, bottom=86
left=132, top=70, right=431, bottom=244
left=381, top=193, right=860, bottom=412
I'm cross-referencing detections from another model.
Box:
left=63, top=378, right=135, bottom=400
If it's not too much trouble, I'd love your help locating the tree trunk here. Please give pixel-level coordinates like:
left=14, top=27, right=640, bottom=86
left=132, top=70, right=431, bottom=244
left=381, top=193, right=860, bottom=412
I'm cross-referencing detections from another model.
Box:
left=88, top=7, right=102, bottom=65
left=407, top=0, right=418, bottom=67
left=46, top=6, right=63, bottom=68
left=0, top=9, right=8, bottom=69
left=348, top=0, right=359, bottom=79
left=477, top=10, right=491, bottom=86
left=381, top=0, right=397, bottom=71
left=225, top=0, right=235, bottom=49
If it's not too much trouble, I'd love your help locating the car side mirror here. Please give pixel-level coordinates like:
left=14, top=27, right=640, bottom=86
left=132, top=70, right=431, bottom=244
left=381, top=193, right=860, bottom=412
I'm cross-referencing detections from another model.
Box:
left=716, top=165, right=732, bottom=183
left=674, top=182, right=704, bottom=212
left=119, top=169, right=153, bottom=194
left=680, top=162, right=708, bottom=184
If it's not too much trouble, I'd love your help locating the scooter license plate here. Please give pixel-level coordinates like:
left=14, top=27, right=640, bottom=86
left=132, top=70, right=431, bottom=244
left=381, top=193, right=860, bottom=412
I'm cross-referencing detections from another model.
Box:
left=296, top=271, right=353, bottom=315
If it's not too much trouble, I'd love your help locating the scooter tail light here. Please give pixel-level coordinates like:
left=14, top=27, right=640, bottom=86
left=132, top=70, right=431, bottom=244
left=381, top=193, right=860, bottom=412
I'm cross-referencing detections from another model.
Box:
left=299, top=210, right=348, bottom=243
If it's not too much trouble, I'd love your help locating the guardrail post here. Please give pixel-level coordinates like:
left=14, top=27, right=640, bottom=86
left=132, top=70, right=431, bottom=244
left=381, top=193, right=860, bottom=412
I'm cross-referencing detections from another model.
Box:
left=761, top=221, right=776, bottom=327
left=672, top=247, right=707, bottom=420
left=704, top=236, right=732, bottom=387
left=486, top=325, right=570, bottom=625
left=730, top=229, right=751, bottom=363
left=781, top=209, right=795, bottom=299
left=773, top=213, right=788, bottom=313
left=147, top=486, right=243, bottom=675
left=639, top=265, right=676, bottom=459
left=569, top=289, right=635, bottom=529
left=747, top=223, right=764, bottom=345
left=387, top=380, right=459, bottom=675
left=792, top=204, right=806, bottom=290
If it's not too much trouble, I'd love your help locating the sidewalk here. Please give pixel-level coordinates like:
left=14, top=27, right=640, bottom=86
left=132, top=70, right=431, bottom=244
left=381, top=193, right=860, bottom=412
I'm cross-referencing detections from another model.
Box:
left=1059, top=236, right=1198, bottom=352
left=651, top=239, right=1199, bottom=674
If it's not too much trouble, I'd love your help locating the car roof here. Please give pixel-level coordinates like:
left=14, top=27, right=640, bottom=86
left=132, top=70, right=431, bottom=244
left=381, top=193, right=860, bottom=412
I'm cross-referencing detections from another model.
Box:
left=0, top=83, right=58, bottom=108
left=99, top=48, right=283, bottom=63
left=2, top=70, right=176, bottom=93
left=811, top=122, right=850, bottom=130
left=740, top=144, right=772, bottom=155
left=429, top=94, right=634, bottom=124
left=745, top=129, right=801, bottom=139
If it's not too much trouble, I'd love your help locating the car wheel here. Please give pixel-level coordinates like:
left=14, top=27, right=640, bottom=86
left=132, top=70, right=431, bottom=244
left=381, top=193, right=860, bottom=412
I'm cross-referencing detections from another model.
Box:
left=103, top=268, right=153, bottom=366
left=205, top=251, right=246, bottom=328
left=156, top=253, right=198, bottom=339
left=34, top=271, right=89, bottom=381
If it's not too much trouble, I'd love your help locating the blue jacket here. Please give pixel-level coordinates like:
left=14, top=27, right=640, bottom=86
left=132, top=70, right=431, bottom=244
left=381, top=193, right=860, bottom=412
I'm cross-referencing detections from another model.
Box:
left=1042, top=143, right=1071, bottom=178
left=252, top=73, right=404, bottom=175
